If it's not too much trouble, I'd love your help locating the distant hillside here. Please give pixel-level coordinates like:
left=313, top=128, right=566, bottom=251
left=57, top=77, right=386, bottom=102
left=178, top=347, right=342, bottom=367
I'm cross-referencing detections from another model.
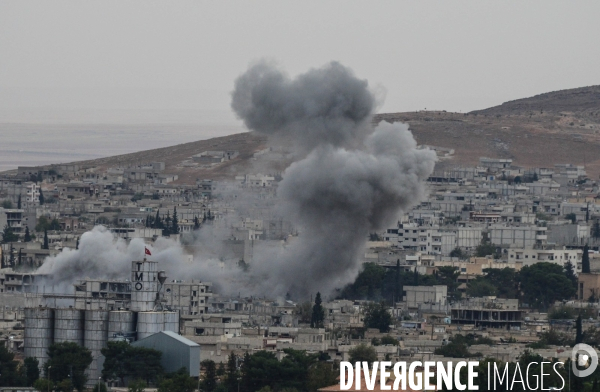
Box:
left=69, top=132, right=268, bottom=183
left=5, top=85, right=600, bottom=182
left=376, top=85, right=600, bottom=178
left=470, top=85, right=600, bottom=117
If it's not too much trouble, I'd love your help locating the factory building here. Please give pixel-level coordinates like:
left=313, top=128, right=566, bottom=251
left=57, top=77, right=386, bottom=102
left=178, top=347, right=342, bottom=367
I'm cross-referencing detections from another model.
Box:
left=23, top=259, right=185, bottom=386
left=132, top=331, right=200, bottom=377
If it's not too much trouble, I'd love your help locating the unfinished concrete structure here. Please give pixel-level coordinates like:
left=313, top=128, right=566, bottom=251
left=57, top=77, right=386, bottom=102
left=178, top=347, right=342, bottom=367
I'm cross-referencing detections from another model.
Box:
left=451, top=297, right=523, bottom=330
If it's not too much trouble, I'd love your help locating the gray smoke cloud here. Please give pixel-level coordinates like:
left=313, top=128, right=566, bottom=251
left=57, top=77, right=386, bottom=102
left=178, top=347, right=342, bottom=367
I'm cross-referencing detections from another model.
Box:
left=34, top=61, right=436, bottom=300
left=231, top=61, right=375, bottom=152
left=231, top=62, right=437, bottom=298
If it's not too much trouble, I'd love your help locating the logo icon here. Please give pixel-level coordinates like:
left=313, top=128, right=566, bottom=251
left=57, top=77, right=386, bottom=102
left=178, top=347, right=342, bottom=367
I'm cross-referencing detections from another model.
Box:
left=572, top=343, right=598, bottom=377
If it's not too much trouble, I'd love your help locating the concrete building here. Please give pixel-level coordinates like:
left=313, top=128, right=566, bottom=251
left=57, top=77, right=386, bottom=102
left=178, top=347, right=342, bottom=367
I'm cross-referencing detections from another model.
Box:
left=577, top=273, right=600, bottom=301
left=164, top=281, right=213, bottom=316
left=489, top=224, right=547, bottom=248
left=547, top=223, right=590, bottom=246
left=508, top=248, right=582, bottom=271
left=192, top=151, right=238, bottom=164
left=451, top=297, right=523, bottom=330
left=403, top=285, right=447, bottom=308
left=479, top=157, right=512, bottom=170
left=0, top=208, right=24, bottom=237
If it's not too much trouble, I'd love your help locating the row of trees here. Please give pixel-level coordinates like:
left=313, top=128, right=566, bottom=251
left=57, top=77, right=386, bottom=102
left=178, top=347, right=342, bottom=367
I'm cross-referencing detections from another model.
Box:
left=338, top=262, right=462, bottom=304
left=198, top=350, right=337, bottom=392
left=0, top=340, right=198, bottom=392
left=0, top=345, right=39, bottom=388
left=466, top=262, right=577, bottom=309
left=340, top=261, right=580, bottom=311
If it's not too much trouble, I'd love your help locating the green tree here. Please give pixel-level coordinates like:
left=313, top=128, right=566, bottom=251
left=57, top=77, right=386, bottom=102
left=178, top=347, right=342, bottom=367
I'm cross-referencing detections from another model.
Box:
left=519, top=262, right=577, bottom=309
left=35, top=216, right=49, bottom=232
left=225, top=352, right=239, bottom=392
left=33, top=379, right=53, bottom=392
left=549, top=305, right=576, bottom=320
left=172, top=207, right=179, bottom=234
left=201, top=360, right=217, bottom=392
left=158, top=368, right=196, bottom=392
left=466, top=278, right=497, bottom=297
left=92, top=381, right=108, bottom=392
left=566, top=213, right=577, bottom=224
left=434, top=335, right=482, bottom=358
left=154, top=209, right=161, bottom=229
left=217, top=362, right=225, bottom=377
left=307, top=361, right=337, bottom=392
left=240, top=351, right=279, bottom=392
left=348, top=344, right=377, bottom=365
left=339, top=262, right=386, bottom=300
left=128, top=379, right=146, bottom=392
left=17, top=195, right=21, bottom=209
left=482, top=268, right=518, bottom=299
left=101, top=341, right=163, bottom=386
left=45, top=342, right=93, bottom=392
left=38, top=189, right=44, bottom=205
left=162, top=211, right=171, bottom=236
left=23, top=356, right=40, bottom=386
left=435, top=266, right=461, bottom=300
left=311, top=292, right=325, bottom=328
left=0, top=343, right=25, bottom=386
left=1, top=200, right=13, bottom=209
left=43, top=229, right=49, bottom=249
left=593, top=220, right=600, bottom=239
left=475, top=241, right=498, bottom=258
left=278, top=349, right=319, bottom=391
left=565, top=261, right=578, bottom=292
left=24, top=226, right=32, bottom=242
left=583, top=244, right=591, bottom=273
left=363, top=302, right=392, bottom=333
left=449, top=247, right=466, bottom=259
left=379, top=335, right=399, bottom=346
left=1, top=224, right=18, bottom=243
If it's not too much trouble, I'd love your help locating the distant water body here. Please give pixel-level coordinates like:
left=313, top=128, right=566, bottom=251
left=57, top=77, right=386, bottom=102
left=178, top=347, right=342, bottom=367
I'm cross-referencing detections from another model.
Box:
left=0, top=122, right=246, bottom=172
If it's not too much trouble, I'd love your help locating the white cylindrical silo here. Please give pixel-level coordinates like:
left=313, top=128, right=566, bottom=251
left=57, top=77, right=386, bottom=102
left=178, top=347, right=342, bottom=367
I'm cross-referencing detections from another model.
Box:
left=130, top=260, right=159, bottom=312
left=54, top=308, right=84, bottom=345
left=84, top=310, right=109, bottom=387
left=108, top=310, right=136, bottom=341
left=24, top=308, right=54, bottom=368
left=163, top=311, right=179, bottom=334
left=136, top=311, right=164, bottom=340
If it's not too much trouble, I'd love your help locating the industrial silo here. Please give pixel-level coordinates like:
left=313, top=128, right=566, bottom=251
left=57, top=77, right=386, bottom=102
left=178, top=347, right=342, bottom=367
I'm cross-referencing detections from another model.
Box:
left=130, top=260, right=159, bottom=312
left=163, top=311, right=180, bottom=334
left=54, top=308, right=84, bottom=345
left=24, top=308, right=54, bottom=368
left=136, top=312, right=164, bottom=340
left=84, top=310, right=109, bottom=386
left=108, top=310, right=136, bottom=341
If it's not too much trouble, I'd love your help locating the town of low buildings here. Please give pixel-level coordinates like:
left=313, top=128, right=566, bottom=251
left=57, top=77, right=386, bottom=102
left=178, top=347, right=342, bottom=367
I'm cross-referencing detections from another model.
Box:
left=2, top=154, right=600, bottom=388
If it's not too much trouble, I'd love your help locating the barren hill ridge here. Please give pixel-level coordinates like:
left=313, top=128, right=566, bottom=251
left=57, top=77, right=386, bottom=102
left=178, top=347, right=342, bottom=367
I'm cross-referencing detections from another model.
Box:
left=7, top=84, right=600, bottom=181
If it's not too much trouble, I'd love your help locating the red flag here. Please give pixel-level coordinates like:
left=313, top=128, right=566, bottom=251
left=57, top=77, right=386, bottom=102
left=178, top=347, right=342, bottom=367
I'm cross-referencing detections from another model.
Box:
left=145, top=247, right=152, bottom=256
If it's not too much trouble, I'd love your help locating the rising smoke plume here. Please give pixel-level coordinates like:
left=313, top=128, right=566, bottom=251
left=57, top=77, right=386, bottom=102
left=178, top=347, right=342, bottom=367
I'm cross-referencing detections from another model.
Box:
left=230, top=61, right=436, bottom=298
left=36, top=61, right=435, bottom=300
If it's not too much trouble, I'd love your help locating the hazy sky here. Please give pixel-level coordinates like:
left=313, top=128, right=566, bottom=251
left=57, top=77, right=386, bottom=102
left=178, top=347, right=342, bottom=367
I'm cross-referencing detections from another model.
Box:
left=1, top=1, right=600, bottom=124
